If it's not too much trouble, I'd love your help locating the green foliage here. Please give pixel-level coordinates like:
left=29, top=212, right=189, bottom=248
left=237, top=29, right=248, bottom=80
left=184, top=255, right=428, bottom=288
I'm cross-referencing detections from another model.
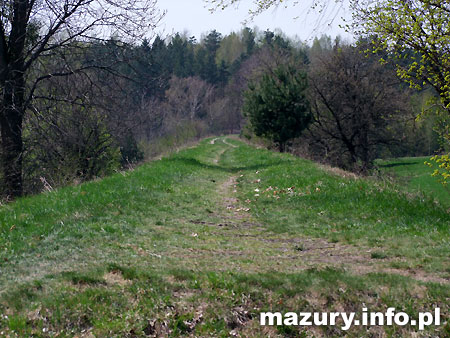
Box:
left=168, top=33, right=196, bottom=78
left=243, top=65, right=311, bottom=151
left=262, top=29, right=292, bottom=50
left=352, top=0, right=450, bottom=107
left=133, top=36, right=170, bottom=100
left=217, top=32, right=245, bottom=65
left=351, top=0, right=450, bottom=183
left=197, top=30, right=226, bottom=84
left=242, top=27, right=256, bottom=55
left=427, top=153, right=450, bottom=184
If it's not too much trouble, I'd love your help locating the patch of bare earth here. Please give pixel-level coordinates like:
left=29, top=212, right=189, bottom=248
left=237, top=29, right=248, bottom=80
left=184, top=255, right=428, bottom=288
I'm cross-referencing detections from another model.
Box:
left=103, top=271, right=131, bottom=287
left=221, top=175, right=240, bottom=211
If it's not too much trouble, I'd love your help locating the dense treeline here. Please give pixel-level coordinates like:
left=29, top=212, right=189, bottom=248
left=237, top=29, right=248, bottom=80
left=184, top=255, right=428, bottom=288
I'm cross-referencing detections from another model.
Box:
left=2, top=27, right=444, bottom=197
left=15, top=28, right=282, bottom=195
left=241, top=35, right=443, bottom=173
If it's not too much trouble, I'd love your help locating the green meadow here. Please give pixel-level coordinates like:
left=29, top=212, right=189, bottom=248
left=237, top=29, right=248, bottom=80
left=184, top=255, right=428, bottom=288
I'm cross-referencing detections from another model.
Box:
left=0, top=137, right=448, bottom=337
left=376, top=156, right=450, bottom=209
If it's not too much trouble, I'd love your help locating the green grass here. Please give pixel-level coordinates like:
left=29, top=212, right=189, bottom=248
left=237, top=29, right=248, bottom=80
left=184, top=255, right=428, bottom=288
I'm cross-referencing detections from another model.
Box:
left=376, top=156, right=450, bottom=208
left=0, top=137, right=448, bottom=337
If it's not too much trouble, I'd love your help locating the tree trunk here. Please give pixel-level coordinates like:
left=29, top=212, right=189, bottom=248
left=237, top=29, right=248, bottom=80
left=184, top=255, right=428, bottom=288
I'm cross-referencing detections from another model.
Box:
left=0, top=106, right=24, bottom=198
left=278, top=142, right=285, bottom=153
left=0, top=0, right=29, bottom=199
left=0, top=72, right=26, bottom=198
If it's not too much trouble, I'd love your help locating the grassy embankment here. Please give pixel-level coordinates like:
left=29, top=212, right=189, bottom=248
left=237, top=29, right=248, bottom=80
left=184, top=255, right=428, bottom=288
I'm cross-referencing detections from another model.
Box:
left=376, top=156, right=450, bottom=209
left=0, top=137, right=448, bottom=337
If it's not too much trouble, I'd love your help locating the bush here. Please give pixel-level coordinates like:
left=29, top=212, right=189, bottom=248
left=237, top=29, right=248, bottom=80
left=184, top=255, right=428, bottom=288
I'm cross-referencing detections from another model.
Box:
left=23, top=106, right=120, bottom=193
left=243, top=64, right=311, bottom=152
left=120, top=130, right=144, bottom=166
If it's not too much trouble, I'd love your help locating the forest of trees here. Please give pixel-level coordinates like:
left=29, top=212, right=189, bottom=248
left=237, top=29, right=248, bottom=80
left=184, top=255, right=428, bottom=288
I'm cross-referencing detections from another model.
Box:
left=0, top=0, right=447, bottom=198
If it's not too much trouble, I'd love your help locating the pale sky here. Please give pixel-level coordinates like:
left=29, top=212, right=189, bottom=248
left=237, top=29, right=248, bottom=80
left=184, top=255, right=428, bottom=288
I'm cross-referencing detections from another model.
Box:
left=157, top=0, right=353, bottom=43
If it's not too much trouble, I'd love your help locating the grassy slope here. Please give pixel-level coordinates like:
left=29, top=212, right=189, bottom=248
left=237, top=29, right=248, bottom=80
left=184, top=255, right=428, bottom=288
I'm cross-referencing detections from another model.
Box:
left=0, top=138, right=448, bottom=337
left=376, top=156, right=450, bottom=208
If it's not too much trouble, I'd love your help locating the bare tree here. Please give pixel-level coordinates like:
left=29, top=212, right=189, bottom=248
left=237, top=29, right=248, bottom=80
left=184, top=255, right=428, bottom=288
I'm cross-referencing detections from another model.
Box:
left=307, top=42, right=411, bottom=172
left=0, top=0, right=163, bottom=198
left=205, top=0, right=345, bottom=31
left=165, top=76, right=214, bottom=122
left=25, top=72, right=121, bottom=190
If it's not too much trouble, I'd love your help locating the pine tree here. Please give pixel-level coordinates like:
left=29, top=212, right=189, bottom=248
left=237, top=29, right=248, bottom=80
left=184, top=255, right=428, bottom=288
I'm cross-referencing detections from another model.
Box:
left=168, top=34, right=195, bottom=78
left=196, top=30, right=224, bottom=84
left=243, top=65, right=311, bottom=152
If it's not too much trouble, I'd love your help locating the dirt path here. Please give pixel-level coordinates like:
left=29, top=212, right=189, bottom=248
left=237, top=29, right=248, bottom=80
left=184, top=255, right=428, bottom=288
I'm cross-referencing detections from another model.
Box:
left=213, top=148, right=449, bottom=285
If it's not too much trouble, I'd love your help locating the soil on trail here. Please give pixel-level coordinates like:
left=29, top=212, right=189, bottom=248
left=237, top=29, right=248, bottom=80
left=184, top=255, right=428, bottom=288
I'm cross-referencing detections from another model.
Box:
left=210, top=145, right=449, bottom=285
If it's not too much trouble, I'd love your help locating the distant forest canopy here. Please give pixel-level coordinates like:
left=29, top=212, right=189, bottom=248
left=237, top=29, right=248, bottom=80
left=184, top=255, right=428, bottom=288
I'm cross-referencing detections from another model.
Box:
left=5, top=27, right=445, bottom=196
